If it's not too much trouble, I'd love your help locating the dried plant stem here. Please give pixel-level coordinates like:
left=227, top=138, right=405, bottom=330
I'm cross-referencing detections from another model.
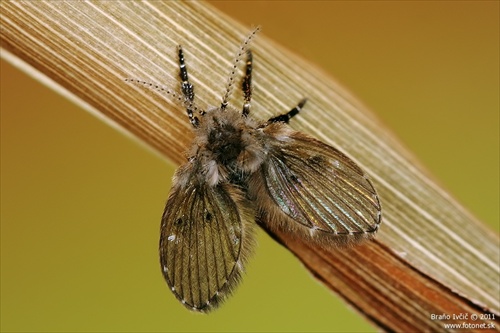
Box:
left=1, top=1, right=498, bottom=331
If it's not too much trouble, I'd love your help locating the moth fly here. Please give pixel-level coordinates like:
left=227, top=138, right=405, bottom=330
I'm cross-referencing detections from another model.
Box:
left=129, top=28, right=381, bottom=312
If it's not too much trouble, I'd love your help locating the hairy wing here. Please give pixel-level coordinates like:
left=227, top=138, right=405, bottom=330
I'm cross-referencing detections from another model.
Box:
left=252, top=129, right=381, bottom=245
left=160, top=166, right=253, bottom=312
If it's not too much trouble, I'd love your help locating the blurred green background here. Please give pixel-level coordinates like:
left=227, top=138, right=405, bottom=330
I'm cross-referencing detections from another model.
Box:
left=1, top=1, right=498, bottom=332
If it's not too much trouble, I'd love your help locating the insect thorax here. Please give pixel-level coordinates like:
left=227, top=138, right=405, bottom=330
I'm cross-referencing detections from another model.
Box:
left=192, top=107, right=264, bottom=188
left=207, top=121, right=243, bottom=164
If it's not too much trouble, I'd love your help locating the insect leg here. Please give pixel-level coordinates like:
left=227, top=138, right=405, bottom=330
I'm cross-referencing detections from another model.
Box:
left=267, top=98, right=307, bottom=123
left=241, top=50, right=253, bottom=117
left=178, top=45, right=199, bottom=127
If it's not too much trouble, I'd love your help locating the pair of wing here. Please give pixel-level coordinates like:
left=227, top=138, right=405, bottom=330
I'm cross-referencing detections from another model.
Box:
left=159, top=130, right=381, bottom=312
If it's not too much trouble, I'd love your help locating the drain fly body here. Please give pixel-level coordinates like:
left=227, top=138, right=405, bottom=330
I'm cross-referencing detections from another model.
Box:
left=135, top=29, right=381, bottom=312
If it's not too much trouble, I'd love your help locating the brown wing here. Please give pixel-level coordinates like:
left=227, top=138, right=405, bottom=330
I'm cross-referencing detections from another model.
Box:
left=251, top=129, right=381, bottom=246
left=159, top=164, right=254, bottom=312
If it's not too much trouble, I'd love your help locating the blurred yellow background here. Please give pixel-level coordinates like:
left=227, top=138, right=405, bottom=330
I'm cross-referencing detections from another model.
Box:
left=1, top=1, right=498, bottom=332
